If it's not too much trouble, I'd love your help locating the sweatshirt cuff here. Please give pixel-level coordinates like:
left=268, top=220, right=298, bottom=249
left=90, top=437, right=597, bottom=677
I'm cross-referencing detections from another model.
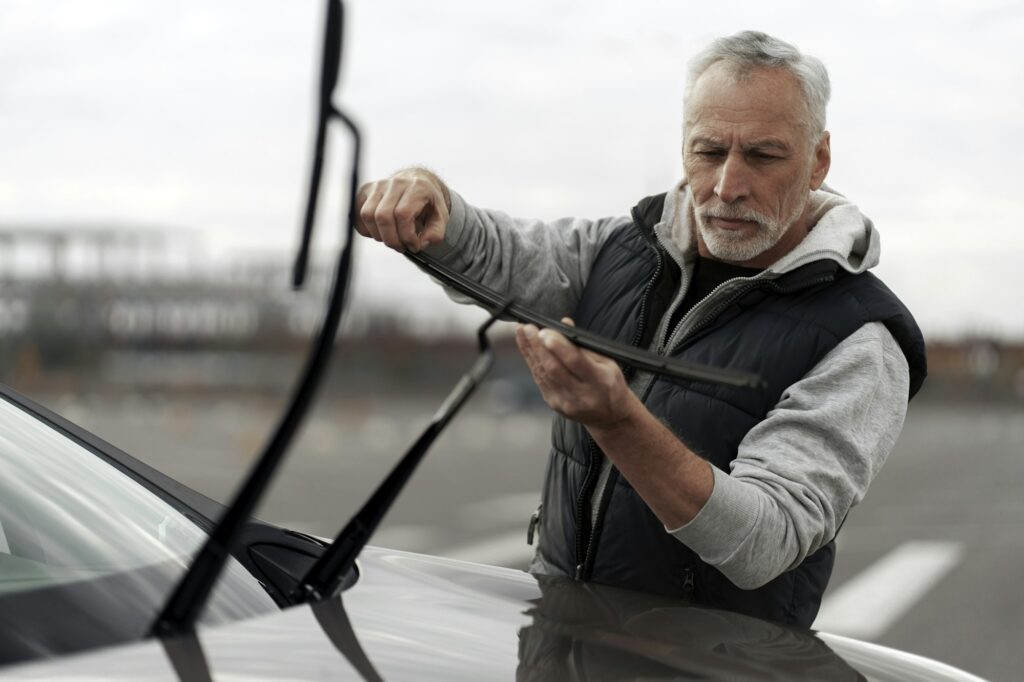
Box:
left=666, top=467, right=761, bottom=565
left=423, top=190, right=468, bottom=262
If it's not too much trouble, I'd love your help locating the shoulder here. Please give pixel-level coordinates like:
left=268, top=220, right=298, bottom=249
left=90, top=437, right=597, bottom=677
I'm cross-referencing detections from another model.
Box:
left=799, top=321, right=910, bottom=401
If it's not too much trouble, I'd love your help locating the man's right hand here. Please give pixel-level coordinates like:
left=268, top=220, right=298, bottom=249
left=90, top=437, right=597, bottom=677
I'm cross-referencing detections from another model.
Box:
left=355, top=168, right=451, bottom=253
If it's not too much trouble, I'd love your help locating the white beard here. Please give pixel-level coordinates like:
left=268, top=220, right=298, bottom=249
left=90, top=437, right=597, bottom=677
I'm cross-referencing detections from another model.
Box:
left=688, top=185, right=808, bottom=263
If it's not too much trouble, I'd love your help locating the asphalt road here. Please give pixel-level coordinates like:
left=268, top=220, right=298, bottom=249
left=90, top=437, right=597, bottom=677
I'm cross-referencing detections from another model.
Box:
left=46, top=391, right=1024, bottom=682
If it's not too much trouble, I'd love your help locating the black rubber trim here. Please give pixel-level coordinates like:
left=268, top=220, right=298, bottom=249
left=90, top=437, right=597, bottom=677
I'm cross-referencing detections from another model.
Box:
left=406, top=251, right=766, bottom=389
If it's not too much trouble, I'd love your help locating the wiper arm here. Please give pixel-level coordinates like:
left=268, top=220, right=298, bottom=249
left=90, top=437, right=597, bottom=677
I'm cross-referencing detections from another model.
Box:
left=291, top=304, right=508, bottom=603
left=150, top=0, right=357, bottom=638
left=406, top=251, right=766, bottom=389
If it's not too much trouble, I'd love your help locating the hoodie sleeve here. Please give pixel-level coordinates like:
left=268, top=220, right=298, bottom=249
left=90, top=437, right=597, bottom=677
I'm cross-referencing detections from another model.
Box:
left=422, top=191, right=631, bottom=319
left=667, top=321, right=910, bottom=589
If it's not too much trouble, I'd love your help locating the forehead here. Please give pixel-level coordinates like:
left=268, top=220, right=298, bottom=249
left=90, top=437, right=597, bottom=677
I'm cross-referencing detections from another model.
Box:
left=685, top=62, right=806, bottom=144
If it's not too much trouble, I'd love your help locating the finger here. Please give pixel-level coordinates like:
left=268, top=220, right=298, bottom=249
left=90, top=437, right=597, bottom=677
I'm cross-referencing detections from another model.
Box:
left=515, top=325, right=546, bottom=379
left=393, top=187, right=430, bottom=253
left=557, top=317, right=615, bottom=368
left=354, top=183, right=372, bottom=237
left=418, top=194, right=449, bottom=249
left=529, top=328, right=588, bottom=393
left=357, top=184, right=384, bottom=241
left=537, top=328, right=595, bottom=383
left=373, top=180, right=405, bottom=251
left=517, top=325, right=568, bottom=396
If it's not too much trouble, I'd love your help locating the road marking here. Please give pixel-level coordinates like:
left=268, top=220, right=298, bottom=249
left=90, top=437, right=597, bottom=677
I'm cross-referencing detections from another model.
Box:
left=813, top=540, right=964, bottom=640
left=439, top=530, right=534, bottom=568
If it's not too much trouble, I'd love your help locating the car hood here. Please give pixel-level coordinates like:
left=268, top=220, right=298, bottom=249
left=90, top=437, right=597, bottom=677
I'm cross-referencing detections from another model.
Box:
left=2, top=546, right=983, bottom=681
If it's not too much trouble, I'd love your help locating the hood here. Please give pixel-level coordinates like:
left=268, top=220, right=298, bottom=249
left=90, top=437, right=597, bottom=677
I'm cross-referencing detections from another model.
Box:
left=2, top=547, right=984, bottom=681
left=660, top=181, right=880, bottom=276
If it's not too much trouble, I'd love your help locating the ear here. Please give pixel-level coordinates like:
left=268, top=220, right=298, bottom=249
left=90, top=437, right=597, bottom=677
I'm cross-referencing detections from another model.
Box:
left=809, top=131, right=831, bottom=190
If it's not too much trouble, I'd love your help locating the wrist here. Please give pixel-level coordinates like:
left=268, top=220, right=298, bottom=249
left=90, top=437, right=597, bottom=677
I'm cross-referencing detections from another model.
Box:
left=398, top=166, right=451, bottom=212
left=585, top=391, right=645, bottom=435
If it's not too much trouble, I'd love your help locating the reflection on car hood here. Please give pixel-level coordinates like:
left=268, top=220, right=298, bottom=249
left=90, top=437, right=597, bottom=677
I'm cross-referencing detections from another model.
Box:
left=2, top=546, right=984, bottom=681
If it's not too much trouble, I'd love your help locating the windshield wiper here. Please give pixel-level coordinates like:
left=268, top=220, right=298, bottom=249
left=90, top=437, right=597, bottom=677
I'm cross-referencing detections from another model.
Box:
left=291, top=304, right=508, bottom=603
left=150, top=0, right=357, bottom=638
left=289, top=251, right=767, bottom=600
left=406, top=251, right=765, bottom=389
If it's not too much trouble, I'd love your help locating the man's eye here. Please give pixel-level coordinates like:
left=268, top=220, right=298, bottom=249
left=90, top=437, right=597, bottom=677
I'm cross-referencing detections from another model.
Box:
left=694, top=150, right=725, bottom=158
left=749, top=152, right=781, bottom=162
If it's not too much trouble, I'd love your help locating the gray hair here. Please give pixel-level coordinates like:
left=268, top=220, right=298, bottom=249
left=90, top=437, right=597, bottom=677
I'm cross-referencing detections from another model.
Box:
left=685, top=31, right=831, bottom=140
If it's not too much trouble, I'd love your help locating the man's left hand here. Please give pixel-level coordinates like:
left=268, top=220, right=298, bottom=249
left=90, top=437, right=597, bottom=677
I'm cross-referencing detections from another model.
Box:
left=514, top=319, right=641, bottom=430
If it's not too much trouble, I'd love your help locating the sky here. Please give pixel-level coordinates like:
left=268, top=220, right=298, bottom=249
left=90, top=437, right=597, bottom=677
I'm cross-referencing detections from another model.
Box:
left=2, top=0, right=1023, bottom=339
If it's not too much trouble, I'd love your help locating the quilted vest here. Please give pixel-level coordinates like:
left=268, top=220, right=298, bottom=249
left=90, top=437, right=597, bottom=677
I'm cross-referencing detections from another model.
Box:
left=534, top=193, right=927, bottom=628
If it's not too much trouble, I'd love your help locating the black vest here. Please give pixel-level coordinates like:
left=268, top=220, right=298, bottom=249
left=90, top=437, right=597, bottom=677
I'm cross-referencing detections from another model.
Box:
left=534, top=193, right=927, bottom=628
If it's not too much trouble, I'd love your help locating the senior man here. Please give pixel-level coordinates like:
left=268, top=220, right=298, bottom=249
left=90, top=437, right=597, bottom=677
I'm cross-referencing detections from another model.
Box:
left=354, top=31, right=926, bottom=628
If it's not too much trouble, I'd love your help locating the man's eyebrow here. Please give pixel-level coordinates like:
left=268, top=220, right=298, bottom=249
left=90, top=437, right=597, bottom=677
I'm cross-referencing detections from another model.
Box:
left=743, top=139, right=791, bottom=154
left=689, top=136, right=726, bottom=148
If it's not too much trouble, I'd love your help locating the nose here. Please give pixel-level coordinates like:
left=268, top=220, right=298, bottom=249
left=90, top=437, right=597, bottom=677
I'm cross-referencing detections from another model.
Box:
left=714, top=153, right=751, bottom=204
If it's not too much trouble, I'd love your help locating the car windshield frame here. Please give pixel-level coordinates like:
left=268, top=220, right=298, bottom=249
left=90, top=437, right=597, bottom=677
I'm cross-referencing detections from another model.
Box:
left=0, top=386, right=277, bottom=668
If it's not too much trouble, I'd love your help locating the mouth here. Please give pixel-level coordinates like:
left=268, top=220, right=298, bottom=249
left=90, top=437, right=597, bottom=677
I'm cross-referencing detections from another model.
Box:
left=709, top=217, right=758, bottom=231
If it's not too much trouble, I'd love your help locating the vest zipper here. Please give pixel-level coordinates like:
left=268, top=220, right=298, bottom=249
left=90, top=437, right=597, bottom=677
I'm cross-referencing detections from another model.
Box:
left=573, top=436, right=601, bottom=579
left=663, top=273, right=837, bottom=355
left=682, top=567, right=696, bottom=599
left=627, top=208, right=665, bottom=352
left=573, top=213, right=666, bottom=580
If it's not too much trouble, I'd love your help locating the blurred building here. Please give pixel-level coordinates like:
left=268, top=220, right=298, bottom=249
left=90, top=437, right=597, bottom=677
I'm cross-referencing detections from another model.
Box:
left=0, top=224, right=1020, bottom=403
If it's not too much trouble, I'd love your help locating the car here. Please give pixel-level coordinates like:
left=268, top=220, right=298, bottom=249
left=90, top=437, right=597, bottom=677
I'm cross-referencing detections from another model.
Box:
left=0, top=381, right=986, bottom=681
left=0, top=1, right=989, bottom=679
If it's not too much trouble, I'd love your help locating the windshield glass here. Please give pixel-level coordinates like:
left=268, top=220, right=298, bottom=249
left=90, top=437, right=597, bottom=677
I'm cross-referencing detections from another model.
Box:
left=0, top=393, right=277, bottom=665
left=0, top=397, right=207, bottom=592
left=0, top=395, right=267, bottom=602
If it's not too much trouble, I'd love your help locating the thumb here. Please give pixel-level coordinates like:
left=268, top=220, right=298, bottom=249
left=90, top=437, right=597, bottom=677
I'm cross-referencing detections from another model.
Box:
left=418, top=202, right=449, bottom=249
left=418, top=218, right=446, bottom=249
left=562, top=316, right=610, bottom=365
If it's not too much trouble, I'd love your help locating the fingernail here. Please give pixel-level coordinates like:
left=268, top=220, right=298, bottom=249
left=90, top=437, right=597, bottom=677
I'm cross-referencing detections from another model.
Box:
left=538, top=329, right=555, bottom=347
left=524, top=325, right=538, bottom=338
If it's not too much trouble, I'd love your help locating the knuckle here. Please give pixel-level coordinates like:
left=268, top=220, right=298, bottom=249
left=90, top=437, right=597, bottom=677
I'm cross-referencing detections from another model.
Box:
left=394, top=205, right=415, bottom=224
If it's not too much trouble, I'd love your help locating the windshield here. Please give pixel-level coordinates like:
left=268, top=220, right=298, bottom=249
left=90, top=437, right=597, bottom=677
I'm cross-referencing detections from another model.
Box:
left=0, top=392, right=275, bottom=657
left=0, top=396, right=208, bottom=592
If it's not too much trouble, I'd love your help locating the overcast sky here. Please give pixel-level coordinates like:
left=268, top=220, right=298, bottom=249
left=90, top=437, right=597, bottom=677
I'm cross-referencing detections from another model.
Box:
left=2, top=0, right=1022, bottom=338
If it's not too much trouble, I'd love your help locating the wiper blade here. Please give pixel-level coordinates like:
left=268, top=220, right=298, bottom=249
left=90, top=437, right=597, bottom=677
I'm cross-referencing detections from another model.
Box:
left=150, top=0, right=357, bottom=638
left=406, top=250, right=766, bottom=389
left=291, top=305, right=508, bottom=603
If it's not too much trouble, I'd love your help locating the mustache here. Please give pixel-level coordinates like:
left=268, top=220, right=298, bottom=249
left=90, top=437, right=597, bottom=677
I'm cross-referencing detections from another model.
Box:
left=700, top=203, right=771, bottom=226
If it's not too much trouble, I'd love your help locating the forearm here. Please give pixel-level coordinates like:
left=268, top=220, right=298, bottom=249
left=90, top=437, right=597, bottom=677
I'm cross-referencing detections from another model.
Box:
left=425, top=191, right=630, bottom=318
left=586, top=397, right=714, bottom=528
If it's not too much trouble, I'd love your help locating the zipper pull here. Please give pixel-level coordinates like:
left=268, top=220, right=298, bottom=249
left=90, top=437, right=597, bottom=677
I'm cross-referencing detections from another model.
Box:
left=682, top=567, right=695, bottom=598
left=575, top=564, right=584, bottom=580
left=526, top=504, right=542, bottom=546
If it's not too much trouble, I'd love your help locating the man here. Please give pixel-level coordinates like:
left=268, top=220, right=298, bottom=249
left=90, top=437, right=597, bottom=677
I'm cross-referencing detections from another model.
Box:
left=354, top=31, right=926, bottom=628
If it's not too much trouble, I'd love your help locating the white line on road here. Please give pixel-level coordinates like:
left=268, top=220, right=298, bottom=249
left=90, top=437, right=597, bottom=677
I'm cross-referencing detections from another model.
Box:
left=439, top=530, right=534, bottom=568
left=813, top=540, right=964, bottom=641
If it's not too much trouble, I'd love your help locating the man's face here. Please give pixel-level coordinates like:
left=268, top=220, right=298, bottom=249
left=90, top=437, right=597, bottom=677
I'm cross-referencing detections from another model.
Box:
left=683, top=62, right=830, bottom=267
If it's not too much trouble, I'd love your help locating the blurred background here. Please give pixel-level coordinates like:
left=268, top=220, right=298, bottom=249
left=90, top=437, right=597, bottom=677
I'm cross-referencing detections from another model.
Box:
left=2, top=1, right=1022, bottom=679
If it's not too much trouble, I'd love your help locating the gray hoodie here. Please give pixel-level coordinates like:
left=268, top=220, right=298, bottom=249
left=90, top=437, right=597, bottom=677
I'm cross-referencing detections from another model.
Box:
left=426, top=181, right=909, bottom=590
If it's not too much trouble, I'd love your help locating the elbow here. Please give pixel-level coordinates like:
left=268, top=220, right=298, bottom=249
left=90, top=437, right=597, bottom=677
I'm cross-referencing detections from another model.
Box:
left=720, top=564, right=782, bottom=591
